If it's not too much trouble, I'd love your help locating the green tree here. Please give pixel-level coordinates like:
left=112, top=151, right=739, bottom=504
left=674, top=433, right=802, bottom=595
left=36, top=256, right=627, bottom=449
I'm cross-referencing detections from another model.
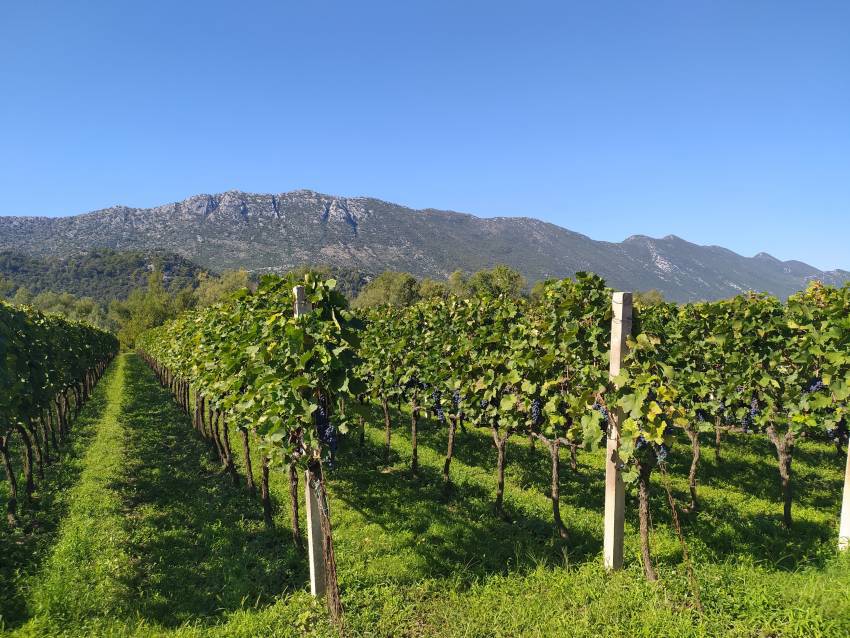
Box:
left=447, top=270, right=469, bottom=297
left=353, top=271, right=420, bottom=308
left=111, top=270, right=186, bottom=347
left=634, top=289, right=666, bottom=306
left=194, top=269, right=253, bottom=308
left=419, top=278, right=449, bottom=300
left=467, top=265, right=526, bottom=299
left=12, top=286, right=33, bottom=306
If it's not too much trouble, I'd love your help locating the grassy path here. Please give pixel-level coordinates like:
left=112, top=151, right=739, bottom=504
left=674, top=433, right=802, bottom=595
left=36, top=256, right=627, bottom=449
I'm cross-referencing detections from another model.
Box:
left=17, top=355, right=133, bottom=632
left=10, top=353, right=325, bottom=638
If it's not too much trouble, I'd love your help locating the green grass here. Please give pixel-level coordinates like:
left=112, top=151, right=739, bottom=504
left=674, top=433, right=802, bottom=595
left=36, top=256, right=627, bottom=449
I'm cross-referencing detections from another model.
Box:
left=2, top=353, right=849, bottom=637
left=18, top=355, right=134, bottom=629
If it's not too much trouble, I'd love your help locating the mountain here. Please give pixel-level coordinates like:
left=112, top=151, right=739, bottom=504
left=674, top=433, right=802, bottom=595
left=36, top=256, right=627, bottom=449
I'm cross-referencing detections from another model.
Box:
left=0, top=190, right=846, bottom=301
left=0, top=249, right=208, bottom=301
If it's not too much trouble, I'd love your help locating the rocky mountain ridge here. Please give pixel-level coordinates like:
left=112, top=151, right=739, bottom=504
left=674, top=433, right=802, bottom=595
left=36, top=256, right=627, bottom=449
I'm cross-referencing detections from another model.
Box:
left=1, top=189, right=846, bottom=301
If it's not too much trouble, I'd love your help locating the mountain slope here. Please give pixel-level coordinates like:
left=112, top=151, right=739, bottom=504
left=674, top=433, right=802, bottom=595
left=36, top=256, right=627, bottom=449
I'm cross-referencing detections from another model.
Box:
left=0, top=190, right=846, bottom=301
left=0, top=249, right=208, bottom=301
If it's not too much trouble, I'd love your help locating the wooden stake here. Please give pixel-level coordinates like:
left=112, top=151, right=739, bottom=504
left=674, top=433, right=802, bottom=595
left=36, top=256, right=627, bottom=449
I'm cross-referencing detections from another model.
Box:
left=294, top=284, right=312, bottom=317
left=294, top=285, right=325, bottom=595
left=840, top=443, right=850, bottom=551
left=305, top=468, right=327, bottom=596
left=603, top=291, right=632, bottom=571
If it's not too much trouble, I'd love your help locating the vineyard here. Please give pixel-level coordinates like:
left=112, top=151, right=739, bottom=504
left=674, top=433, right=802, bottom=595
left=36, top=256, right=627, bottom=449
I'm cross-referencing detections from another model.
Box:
left=2, top=274, right=849, bottom=636
left=0, top=302, right=117, bottom=527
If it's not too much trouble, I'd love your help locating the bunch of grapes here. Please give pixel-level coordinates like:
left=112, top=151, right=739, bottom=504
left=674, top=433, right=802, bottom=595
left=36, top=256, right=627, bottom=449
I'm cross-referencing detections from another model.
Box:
left=431, top=388, right=445, bottom=422
left=635, top=435, right=648, bottom=451
left=530, top=398, right=542, bottom=426
left=654, top=443, right=669, bottom=463
left=314, top=402, right=338, bottom=453
left=663, top=424, right=675, bottom=437
left=452, top=390, right=462, bottom=410
left=741, top=397, right=760, bottom=433
left=696, top=409, right=707, bottom=423
left=592, top=401, right=609, bottom=434
left=805, top=378, right=826, bottom=394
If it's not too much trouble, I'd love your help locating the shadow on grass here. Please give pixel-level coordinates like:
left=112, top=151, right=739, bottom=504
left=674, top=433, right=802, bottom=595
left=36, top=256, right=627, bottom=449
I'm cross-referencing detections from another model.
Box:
left=0, top=364, right=115, bottom=630
left=343, top=407, right=841, bottom=576
left=330, top=420, right=600, bottom=585
left=634, top=431, right=840, bottom=570
left=114, top=354, right=307, bottom=628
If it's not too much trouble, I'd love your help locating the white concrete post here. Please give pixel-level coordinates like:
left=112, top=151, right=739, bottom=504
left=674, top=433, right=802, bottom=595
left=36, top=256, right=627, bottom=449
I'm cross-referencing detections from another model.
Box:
left=603, top=292, right=632, bottom=571
left=839, top=443, right=850, bottom=551
left=294, top=284, right=313, bottom=317
left=294, top=285, right=325, bottom=596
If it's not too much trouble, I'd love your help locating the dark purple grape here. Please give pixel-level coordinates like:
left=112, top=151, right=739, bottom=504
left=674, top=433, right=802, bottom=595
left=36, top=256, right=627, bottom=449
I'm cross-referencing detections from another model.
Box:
left=530, top=398, right=542, bottom=425
left=805, top=378, right=826, bottom=394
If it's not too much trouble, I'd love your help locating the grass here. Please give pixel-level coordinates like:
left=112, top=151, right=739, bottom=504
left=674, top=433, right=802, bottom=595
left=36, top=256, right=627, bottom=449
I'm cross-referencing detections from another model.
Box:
left=2, top=353, right=849, bottom=637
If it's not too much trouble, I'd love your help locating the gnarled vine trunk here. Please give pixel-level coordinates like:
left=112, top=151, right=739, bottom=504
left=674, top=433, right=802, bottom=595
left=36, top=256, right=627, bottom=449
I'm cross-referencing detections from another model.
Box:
left=568, top=442, right=579, bottom=472
left=261, top=455, right=273, bottom=528
left=637, top=459, right=658, bottom=581
left=220, top=415, right=239, bottom=486
left=381, top=395, right=392, bottom=465
left=410, top=402, right=419, bottom=476
left=239, top=426, right=255, bottom=494
left=491, top=424, right=511, bottom=518
left=288, top=461, right=302, bottom=547
left=534, top=433, right=568, bottom=539
left=766, top=425, right=795, bottom=528
left=714, top=417, right=722, bottom=463
left=442, top=414, right=457, bottom=482
left=13, top=424, right=35, bottom=500
left=1, top=434, right=18, bottom=526
left=684, top=428, right=701, bottom=512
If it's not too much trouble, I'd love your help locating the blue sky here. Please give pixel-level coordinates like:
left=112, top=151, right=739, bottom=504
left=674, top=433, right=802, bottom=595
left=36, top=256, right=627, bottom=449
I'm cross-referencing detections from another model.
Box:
left=1, top=1, right=848, bottom=270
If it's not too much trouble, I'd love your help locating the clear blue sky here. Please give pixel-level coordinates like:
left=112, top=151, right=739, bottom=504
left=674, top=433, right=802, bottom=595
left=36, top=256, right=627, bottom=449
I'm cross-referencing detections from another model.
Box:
left=1, top=1, right=848, bottom=270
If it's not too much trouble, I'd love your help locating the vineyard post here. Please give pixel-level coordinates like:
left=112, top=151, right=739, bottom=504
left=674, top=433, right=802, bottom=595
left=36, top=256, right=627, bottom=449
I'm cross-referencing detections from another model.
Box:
left=840, top=444, right=850, bottom=551
left=294, top=285, right=326, bottom=596
left=603, top=291, right=632, bottom=571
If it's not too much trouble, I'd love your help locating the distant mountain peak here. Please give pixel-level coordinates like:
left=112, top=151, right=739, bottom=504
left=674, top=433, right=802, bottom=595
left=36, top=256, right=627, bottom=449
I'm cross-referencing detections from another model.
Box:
left=754, top=252, right=780, bottom=262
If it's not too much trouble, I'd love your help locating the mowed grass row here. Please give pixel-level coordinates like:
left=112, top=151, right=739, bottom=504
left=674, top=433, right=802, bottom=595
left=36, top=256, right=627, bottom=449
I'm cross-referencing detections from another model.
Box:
left=7, top=353, right=327, bottom=637
left=4, top=353, right=849, bottom=637
left=11, top=355, right=133, bottom=635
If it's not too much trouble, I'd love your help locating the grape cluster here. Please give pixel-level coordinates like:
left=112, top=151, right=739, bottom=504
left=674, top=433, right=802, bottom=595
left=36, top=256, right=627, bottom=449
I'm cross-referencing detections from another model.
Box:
left=663, top=425, right=675, bottom=437
left=635, top=435, right=648, bottom=451
left=592, top=401, right=609, bottom=434
left=741, top=397, right=759, bottom=433
left=530, top=398, right=542, bottom=426
left=452, top=390, right=462, bottom=409
left=654, top=443, right=669, bottom=463
left=314, top=402, right=338, bottom=453
left=805, top=378, right=826, bottom=394
left=431, top=388, right=445, bottom=422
